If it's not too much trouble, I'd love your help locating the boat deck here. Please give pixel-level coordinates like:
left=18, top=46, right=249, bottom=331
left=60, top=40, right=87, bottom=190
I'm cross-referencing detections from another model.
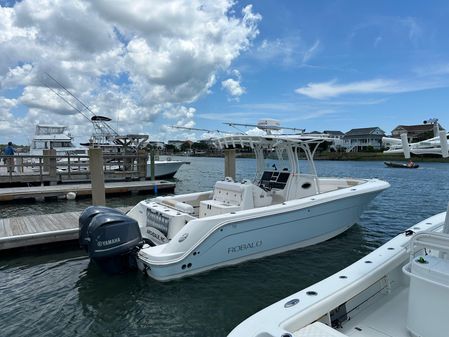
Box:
left=340, top=284, right=409, bottom=337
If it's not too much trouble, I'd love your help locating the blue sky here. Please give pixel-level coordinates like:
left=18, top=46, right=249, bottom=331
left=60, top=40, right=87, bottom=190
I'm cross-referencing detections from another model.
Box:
left=1, top=0, right=449, bottom=145
left=196, top=0, right=449, bottom=134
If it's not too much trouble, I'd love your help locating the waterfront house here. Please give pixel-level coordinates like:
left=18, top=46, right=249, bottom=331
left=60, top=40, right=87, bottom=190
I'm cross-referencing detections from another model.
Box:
left=148, top=141, right=165, bottom=150
left=343, top=127, right=385, bottom=152
left=323, top=130, right=345, bottom=150
left=323, top=130, right=345, bottom=138
left=391, top=123, right=445, bottom=142
left=167, top=140, right=185, bottom=150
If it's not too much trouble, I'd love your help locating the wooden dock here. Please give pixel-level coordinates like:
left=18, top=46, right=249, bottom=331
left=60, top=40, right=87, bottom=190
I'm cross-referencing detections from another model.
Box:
left=0, top=180, right=175, bottom=202
left=0, top=207, right=131, bottom=251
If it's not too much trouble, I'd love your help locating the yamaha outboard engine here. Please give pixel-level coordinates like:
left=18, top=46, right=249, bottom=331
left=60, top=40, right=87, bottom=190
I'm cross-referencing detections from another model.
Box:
left=79, top=206, right=124, bottom=251
left=86, top=213, right=143, bottom=274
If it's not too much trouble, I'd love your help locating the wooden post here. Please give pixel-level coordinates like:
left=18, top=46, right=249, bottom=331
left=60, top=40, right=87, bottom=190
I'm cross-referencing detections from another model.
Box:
left=224, top=148, right=236, bottom=180
left=137, top=149, right=148, bottom=180
left=89, top=147, right=105, bottom=206
left=17, top=156, right=24, bottom=173
left=150, top=148, right=155, bottom=181
left=43, top=149, right=57, bottom=184
left=43, top=149, right=51, bottom=172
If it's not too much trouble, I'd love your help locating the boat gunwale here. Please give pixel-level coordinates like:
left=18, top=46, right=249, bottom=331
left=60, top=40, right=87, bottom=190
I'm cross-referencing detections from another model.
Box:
left=227, top=212, right=446, bottom=337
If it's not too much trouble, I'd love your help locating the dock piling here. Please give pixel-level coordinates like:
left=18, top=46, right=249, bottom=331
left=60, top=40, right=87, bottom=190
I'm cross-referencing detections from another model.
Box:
left=224, top=148, right=236, bottom=180
left=89, top=147, right=106, bottom=206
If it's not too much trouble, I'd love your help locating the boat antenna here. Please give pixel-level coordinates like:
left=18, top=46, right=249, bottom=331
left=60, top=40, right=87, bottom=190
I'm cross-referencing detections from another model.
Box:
left=171, top=125, right=243, bottom=135
left=224, top=120, right=305, bottom=135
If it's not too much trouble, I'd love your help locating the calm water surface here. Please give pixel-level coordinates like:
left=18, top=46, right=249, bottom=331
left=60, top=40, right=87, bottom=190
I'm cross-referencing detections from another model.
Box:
left=1, top=157, right=449, bottom=337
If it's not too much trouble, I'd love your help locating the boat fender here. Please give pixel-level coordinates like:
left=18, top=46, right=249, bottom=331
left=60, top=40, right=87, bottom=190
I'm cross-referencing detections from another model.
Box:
left=66, top=191, right=77, bottom=200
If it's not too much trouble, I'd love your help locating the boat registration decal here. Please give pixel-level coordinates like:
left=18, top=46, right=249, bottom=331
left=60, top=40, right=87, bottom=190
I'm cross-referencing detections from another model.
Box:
left=228, top=240, right=262, bottom=254
left=146, top=208, right=169, bottom=236
left=146, top=227, right=169, bottom=245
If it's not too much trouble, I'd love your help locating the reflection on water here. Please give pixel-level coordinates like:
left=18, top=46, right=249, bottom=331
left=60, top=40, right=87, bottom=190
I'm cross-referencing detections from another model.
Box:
left=1, top=157, right=449, bottom=337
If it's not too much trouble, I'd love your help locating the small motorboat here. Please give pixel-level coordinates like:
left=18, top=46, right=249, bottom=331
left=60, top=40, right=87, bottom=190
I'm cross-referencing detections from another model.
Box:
left=384, top=161, right=419, bottom=168
left=79, top=134, right=389, bottom=281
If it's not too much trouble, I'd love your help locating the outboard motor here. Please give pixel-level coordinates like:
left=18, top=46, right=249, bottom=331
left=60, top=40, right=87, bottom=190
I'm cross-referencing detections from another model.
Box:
left=79, top=206, right=124, bottom=251
left=86, top=213, right=143, bottom=274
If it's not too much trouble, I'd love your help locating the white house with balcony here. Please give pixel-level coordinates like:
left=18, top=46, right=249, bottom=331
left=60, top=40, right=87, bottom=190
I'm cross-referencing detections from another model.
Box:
left=343, top=127, right=385, bottom=152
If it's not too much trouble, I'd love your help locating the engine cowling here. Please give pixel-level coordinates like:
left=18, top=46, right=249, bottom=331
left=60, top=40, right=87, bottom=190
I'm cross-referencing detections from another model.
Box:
left=79, top=206, right=124, bottom=250
left=81, top=211, right=143, bottom=274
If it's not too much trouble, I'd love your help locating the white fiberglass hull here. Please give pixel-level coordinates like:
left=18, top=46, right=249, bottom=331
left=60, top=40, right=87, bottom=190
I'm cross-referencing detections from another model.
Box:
left=146, top=160, right=187, bottom=179
left=136, top=180, right=388, bottom=281
left=53, top=159, right=187, bottom=177
left=228, top=211, right=448, bottom=337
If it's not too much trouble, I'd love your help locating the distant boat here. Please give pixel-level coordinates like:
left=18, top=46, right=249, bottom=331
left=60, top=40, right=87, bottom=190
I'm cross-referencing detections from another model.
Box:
left=29, top=124, right=187, bottom=178
left=384, top=161, right=419, bottom=169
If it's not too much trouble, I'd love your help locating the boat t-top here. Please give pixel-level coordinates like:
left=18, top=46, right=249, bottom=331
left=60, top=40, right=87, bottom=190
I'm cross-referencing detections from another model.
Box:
left=79, top=130, right=389, bottom=281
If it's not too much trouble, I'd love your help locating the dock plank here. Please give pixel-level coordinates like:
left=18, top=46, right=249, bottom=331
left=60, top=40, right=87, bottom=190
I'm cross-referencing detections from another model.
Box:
left=0, top=207, right=132, bottom=250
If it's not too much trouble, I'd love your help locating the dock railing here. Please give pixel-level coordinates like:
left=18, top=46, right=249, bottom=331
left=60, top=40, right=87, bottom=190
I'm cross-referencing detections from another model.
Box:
left=0, top=150, right=149, bottom=185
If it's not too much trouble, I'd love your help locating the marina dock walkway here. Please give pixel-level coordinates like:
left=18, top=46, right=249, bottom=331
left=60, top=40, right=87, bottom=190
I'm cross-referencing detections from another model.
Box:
left=0, top=207, right=132, bottom=251
left=0, top=180, right=175, bottom=202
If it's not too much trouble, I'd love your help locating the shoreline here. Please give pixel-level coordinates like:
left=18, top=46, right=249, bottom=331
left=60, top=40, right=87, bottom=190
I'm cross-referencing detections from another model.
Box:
left=175, top=152, right=449, bottom=163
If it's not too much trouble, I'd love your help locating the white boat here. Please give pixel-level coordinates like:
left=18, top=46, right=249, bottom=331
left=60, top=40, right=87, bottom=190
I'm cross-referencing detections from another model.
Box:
left=79, top=134, right=389, bottom=281
left=29, top=124, right=87, bottom=157
left=229, top=136, right=449, bottom=337
left=383, top=118, right=449, bottom=157
left=383, top=133, right=449, bottom=156
left=228, top=207, right=449, bottom=337
left=148, top=157, right=188, bottom=179
left=29, top=124, right=187, bottom=178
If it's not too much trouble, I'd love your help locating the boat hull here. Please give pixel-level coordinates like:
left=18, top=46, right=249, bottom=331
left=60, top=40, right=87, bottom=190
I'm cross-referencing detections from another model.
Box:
left=137, top=190, right=382, bottom=281
left=146, top=160, right=187, bottom=179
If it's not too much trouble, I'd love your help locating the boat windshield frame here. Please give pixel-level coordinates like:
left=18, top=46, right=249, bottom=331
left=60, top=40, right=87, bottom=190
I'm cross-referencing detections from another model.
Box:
left=215, top=135, right=329, bottom=178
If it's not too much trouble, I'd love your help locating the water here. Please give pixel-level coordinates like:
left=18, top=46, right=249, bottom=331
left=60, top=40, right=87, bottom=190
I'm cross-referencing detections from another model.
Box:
left=1, top=157, right=449, bottom=337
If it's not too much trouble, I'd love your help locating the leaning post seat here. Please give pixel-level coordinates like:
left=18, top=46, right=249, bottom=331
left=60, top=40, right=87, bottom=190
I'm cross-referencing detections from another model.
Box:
left=199, top=180, right=255, bottom=217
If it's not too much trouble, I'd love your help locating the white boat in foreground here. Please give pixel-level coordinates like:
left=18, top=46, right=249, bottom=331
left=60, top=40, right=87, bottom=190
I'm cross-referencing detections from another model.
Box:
left=79, top=134, right=389, bottom=281
left=228, top=207, right=449, bottom=337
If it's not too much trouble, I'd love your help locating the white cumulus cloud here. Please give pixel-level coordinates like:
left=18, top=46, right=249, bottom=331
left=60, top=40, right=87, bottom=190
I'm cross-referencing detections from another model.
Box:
left=222, top=78, right=246, bottom=99
left=295, top=78, right=449, bottom=100
left=0, top=0, right=261, bottom=143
